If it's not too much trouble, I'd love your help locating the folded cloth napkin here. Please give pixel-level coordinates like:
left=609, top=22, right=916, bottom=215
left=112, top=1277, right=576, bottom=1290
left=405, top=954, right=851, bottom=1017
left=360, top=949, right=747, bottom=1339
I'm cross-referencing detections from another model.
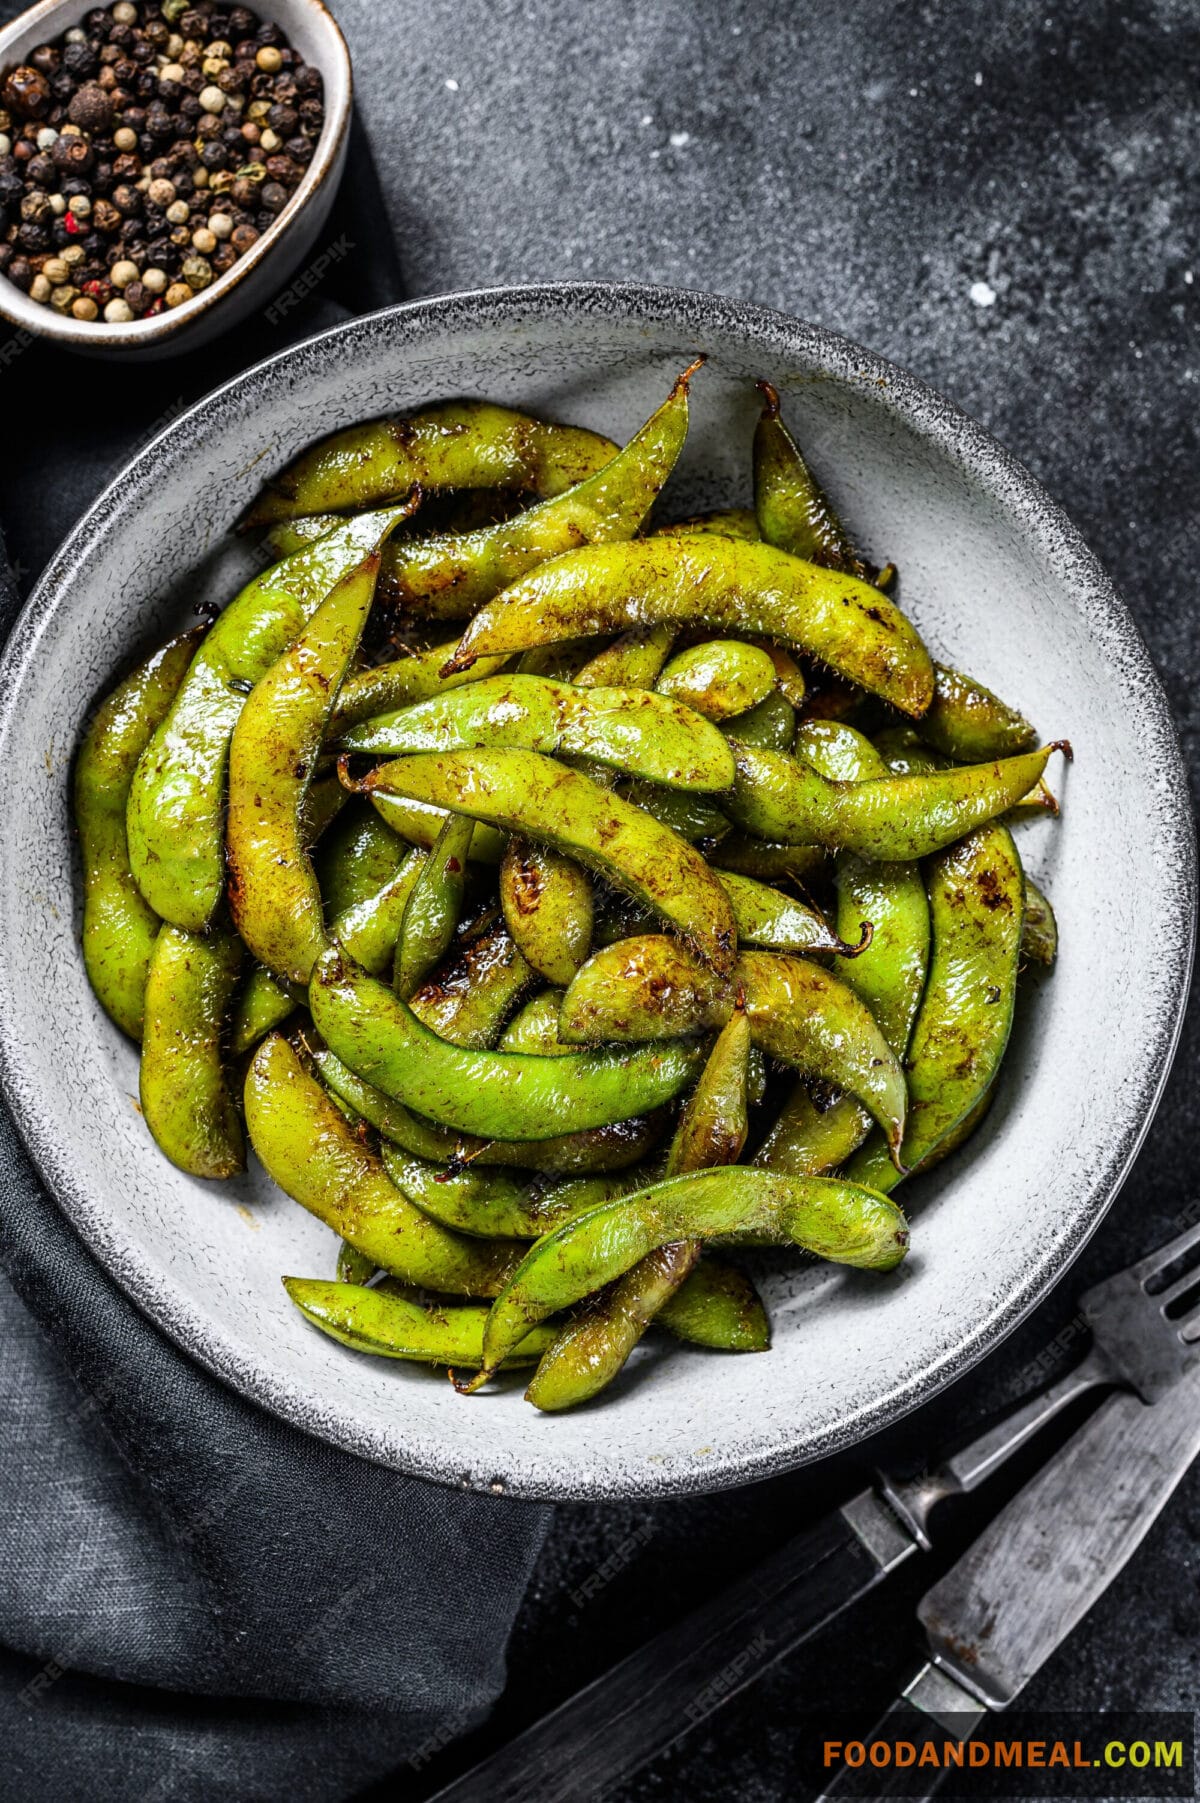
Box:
left=0, top=115, right=550, bottom=1803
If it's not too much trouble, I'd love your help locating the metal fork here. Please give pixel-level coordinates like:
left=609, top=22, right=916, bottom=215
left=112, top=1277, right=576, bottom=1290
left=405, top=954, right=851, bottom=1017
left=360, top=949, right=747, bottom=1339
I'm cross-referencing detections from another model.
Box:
left=880, top=1212, right=1200, bottom=1547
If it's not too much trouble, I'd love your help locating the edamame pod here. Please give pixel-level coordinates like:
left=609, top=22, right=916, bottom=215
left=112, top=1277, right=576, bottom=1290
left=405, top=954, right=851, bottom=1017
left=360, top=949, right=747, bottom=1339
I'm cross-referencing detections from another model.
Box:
left=309, top=945, right=707, bottom=1140
left=500, top=841, right=593, bottom=986
left=393, top=812, right=472, bottom=998
left=357, top=749, right=738, bottom=975
left=314, top=801, right=406, bottom=920
left=408, top=919, right=534, bottom=1048
left=462, top=1168, right=909, bottom=1389
left=244, top=400, right=618, bottom=525
left=332, top=644, right=511, bottom=730
left=369, top=790, right=506, bottom=863
left=499, top=989, right=573, bottom=1054
left=381, top=1145, right=643, bottom=1240
left=230, top=964, right=300, bottom=1058
left=337, top=1241, right=377, bottom=1285
left=721, top=688, right=795, bottom=752
left=227, top=551, right=380, bottom=986
left=315, top=1040, right=667, bottom=1176
left=658, top=507, right=762, bottom=542
left=656, top=1260, right=769, bottom=1351
left=709, top=834, right=829, bottom=885
left=753, top=1079, right=871, bottom=1179
left=617, top=780, right=731, bottom=846
left=75, top=628, right=203, bottom=1041
left=794, top=720, right=930, bottom=1056
left=284, top=1278, right=556, bottom=1368
left=128, top=507, right=410, bottom=932
left=846, top=820, right=1026, bottom=1190
left=140, top=923, right=245, bottom=1178
left=920, top=665, right=1039, bottom=764
left=753, top=380, right=870, bottom=575
left=575, top=624, right=677, bottom=691
left=655, top=640, right=776, bottom=721
left=1022, top=875, right=1058, bottom=966
left=666, top=1006, right=752, bottom=1176
left=443, top=537, right=934, bottom=718
left=370, top=368, right=698, bottom=619
left=341, top=675, right=736, bottom=793
left=727, top=740, right=1067, bottom=861
left=245, top=1034, right=519, bottom=1293
left=559, top=937, right=907, bottom=1158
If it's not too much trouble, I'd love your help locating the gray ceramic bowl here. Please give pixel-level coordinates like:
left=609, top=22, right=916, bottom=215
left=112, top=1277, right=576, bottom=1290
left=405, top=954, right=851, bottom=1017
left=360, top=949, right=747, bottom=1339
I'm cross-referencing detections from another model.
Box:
left=0, top=284, right=1192, bottom=1500
left=0, top=0, right=351, bottom=358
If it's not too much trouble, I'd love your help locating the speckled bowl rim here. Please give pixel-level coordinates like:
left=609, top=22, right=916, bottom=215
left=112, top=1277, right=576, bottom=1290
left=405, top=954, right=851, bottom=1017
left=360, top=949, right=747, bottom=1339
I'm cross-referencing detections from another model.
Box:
left=0, top=281, right=1193, bottom=1499
left=0, top=0, right=352, bottom=350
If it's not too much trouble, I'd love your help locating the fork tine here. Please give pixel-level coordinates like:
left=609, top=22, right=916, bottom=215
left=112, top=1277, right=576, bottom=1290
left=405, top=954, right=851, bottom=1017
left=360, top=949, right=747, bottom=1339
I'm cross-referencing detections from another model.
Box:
left=1132, top=1214, right=1200, bottom=1286
left=1177, top=1302, right=1200, bottom=1344
left=1157, top=1267, right=1200, bottom=1313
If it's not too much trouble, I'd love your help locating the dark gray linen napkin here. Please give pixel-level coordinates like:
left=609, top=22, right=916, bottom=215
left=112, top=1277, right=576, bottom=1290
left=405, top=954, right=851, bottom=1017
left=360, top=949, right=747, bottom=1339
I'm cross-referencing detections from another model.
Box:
left=0, top=111, right=551, bottom=1803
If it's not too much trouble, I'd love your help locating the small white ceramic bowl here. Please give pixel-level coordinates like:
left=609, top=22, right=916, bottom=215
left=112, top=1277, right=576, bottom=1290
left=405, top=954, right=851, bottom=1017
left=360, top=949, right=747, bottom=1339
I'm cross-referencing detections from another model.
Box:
left=0, top=0, right=351, bottom=357
left=0, top=285, right=1193, bottom=1499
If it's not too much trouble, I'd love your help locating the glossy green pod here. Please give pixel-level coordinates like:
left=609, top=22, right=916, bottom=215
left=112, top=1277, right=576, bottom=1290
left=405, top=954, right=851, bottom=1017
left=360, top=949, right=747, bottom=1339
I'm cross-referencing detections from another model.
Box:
left=314, top=801, right=407, bottom=920
left=393, top=812, right=472, bottom=998
left=753, top=1079, right=872, bottom=1179
left=462, top=1168, right=909, bottom=1389
left=559, top=937, right=907, bottom=1158
left=75, top=629, right=202, bottom=1041
left=658, top=507, right=762, bottom=542
left=381, top=1145, right=640, bottom=1240
left=753, top=380, right=870, bottom=575
left=721, top=688, right=796, bottom=753
left=655, top=640, right=776, bottom=721
left=920, top=665, right=1039, bottom=764
left=794, top=719, right=930, bottom=1057
left=230, top=964, right=301, bottom=1058
left=443, top=535, right=934, bottom=718
left=140, top=923, right=245, bottom=1178
left=369, top=368, right=698, bottom=619
left=245, top=1034, right=520, bottom=1294
left=709, top=834, right=829, bottom=885
left=299, top=770, right=349, bottom=845
left=666, top=1007, right=753, bottom=1176
left=309, top=945, right=706, bottom=1140
left=408, top=918, right=535, bottom=1048
left=499, top=989, right=574, bottom=1054
left=127, top=506, right=409, bottom=933
left=591, top=870, right=862, bottom=957
left=314, top=1041, right=667, bottom=1176
left=369, top=791, right=507, bottom=863
left=243, top=400, right=618, bottom=525
left=284, top=1278, right=556, bottom=1368
left=575, top=623, right=677, bottom=690
left=727, top=739, right=1066, bottom=861
left=656, top=1259, right=769, bottom=1351
left=340, top=674, right=737, bottom=793
left=359, top=749, right=738, bottom=975
left=1022, top=875, right=1058, bottom=966
left=616, top=780, right=731, bottom=846
left=333, top=643, right=512, bottom=730
left=846, top=820, right=1026, bottom=1192
left=336, top=1241, right=377, bottom=1285
left=500, top=840, right=594, bottom=986
left=227, top=551, right=380, bottom=986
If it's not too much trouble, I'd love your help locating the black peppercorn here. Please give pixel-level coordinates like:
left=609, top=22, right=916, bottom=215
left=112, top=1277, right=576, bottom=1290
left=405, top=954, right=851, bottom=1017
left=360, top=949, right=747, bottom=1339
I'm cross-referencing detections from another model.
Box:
left=109, top=24, right=134, bottom=51
left=92, top=197, right=122, bottom=233
left=144, top=19, right=170, bottom=47
left=26, top=151, right=55, bottom=185
left=111, top=152, right=141, bottom=180
left=53, top=133, right=95, bottom=174
left=7, top=253, right=33, bottom=289
left=3, top=66, right=52, bottom=119
left=297, top=98, right=323, bottom=130
left=146, top=104, right=174, bottom=139
left=284, top=134, right=311, bottom=164
left=266, top=102, right=297, bottom=135
left=112, top=182, right=141, bottom=214
left=61, top=175, right=92, bottom=198
left=50, top=70, right=77, bottom=103
left=67, top=82, right=113, bottom=132
left=16, top=219, right=50, bottom=252
left=30, top=44, right=61, bottom=76
left=179, top=10, right=208, bottom=36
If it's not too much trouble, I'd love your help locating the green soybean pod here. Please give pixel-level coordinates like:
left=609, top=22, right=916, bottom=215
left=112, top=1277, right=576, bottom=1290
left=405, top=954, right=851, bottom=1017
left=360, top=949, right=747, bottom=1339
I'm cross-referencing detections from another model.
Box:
left=75, top=628, right=203, bottom=1041
left=359, top=749, right=738, bottom=976
left=753, top=1079, right=873, bottom=1180
left=721, top=688, right=795, bottom=752
left=443, top=535, right=934, bottom=720
left=369, top=791, right=507, bottom=864
left=500, top=840, right=594, bottom=987
left=140, top=923, right=245, bottom=1178
left=1022, top=875, right=1058, bottom=966
left=332, top=643, right=512, bottom=730
left=227, top=551, right=380, bottom=987
left=499, top=989, right=573, bottom=1055
left=666, top=1006, right=753, bottom=1176
left=230, top=965, right=301, bottom=1059
left=658, top=507, right=762, bottom=542
left=393, top=811, right=473, bottom=998
left=243, top=399, right=619, bottom=525
left=340, top=674, right=737, bottom=793
left=655, top=640, right=776, bottom=721
left=753, top=380, right=871, bottom=575
left=709, top=834, right=829, bottom=886
left=408, top=918, right=535, bottom=1048
left=128, top=505, right=410, bottom=933
left=726, top=739, right=1066, bottom=861
left=846, top=819, right=1026, bottom=1193
left=314, top=802, right=407, bottom=921
left=574, top=623, right=678, bottom=690
left=336, top=1242, right=377, bottom=1285
left=921, top=665, right=1039, bottom=764
left=245, top=1034, right=520, bottom=1294
left=309, top=945, right=706, bottom=1141
left=283, top=1278, right=557, bottom=1368
left=462, top=1168, right=909, bottom=1390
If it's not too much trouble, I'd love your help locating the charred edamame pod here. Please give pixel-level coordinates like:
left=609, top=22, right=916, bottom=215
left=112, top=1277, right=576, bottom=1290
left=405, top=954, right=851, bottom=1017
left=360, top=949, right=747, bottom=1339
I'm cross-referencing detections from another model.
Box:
left=356, top=749, right=738, bottom=975
left=314, top=801, right=407, bottom=920
left=408, top=918, right=534, bottom=1048
left=461, top=1168, right=909, bottom=1390
left=500, top=840, right=593, bottom=986
left=393, top=812, right=472, bottom=998
left=128, top=506, right=410, bottom=932
left=753, top=380, right=870, bottom=575
left=655, top=640, right=776, bottom=721
left=284, top=1278, right=557, bottom=1368
left=244, top=400, right=618, bottom=525
left=75, top=628, right=203, bottom=1041
left=340, top=674, right=736, bottom=793
left=574, top=623, right=677, bottom=690
left=140, top=923, right=245, bottom=1178
left=1022, top=875, right=1058, bottom=966
left=721, top=687, right=795, bottom=752
left=921, top=665, right=1039, bottom=764
left=309, top=945, right=706, bottom=1140
left=245, top=1034, right=520, bottom=1293
left=499, top=989, right=573, bottom=1054
left=332, top=643, right=512, bottom=730
left=442, top=536, right=934, bottom=719
left=227, top=551, right=380, bottom=986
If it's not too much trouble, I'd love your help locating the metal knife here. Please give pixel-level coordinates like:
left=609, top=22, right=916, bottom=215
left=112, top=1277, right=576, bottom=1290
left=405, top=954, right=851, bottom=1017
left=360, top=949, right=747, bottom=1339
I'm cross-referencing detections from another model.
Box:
left=816, top=1364, right=1200, bottom=1799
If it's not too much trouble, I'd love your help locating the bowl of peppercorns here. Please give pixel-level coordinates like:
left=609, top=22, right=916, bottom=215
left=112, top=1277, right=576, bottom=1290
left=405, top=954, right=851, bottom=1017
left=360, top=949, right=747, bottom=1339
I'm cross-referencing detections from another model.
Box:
left=0, top=0, right=351, bottom=354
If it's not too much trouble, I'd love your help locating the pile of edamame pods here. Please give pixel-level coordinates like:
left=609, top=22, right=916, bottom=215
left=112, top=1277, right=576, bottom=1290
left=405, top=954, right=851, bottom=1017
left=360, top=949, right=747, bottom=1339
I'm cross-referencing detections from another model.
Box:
left=74, top=360, right=1068, bottom=1411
